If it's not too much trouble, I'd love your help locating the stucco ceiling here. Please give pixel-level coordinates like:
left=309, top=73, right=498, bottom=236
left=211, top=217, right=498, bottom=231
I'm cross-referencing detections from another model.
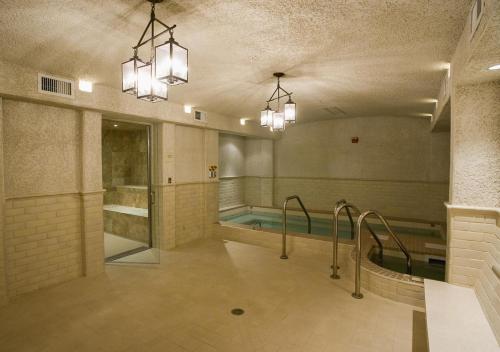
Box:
left=0, top=0, right=472, bottom=123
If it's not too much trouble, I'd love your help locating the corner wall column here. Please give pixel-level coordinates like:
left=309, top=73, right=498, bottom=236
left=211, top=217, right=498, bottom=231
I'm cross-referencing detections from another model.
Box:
left=157, top=122, right=176, bottom=249
left=80, top=110, right=104, bottom=277
left=0, top=97, right=8, bottom=305
left=203, top=129, right=219, bottom=238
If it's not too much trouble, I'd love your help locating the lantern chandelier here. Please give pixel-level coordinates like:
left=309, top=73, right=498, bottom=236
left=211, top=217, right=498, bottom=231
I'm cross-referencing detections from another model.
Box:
left=121, top=0, right=188, bottom=102
left=260, top=72, right=296, bottom=131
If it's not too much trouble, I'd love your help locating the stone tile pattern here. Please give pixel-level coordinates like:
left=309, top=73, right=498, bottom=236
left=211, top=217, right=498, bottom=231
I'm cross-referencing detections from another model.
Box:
left=215, top=223, right=425, bottom=307
left=105, top=186, right=148, bottom=208
left=80, top=193, right=104, bottom=277
left=219, top=177, right=245, bottom=209
left=245, top=176, right=273, bottom=207
left=3, top=195, right=82, bottom=297
left=274, top=177, right=448, bottom=222
left=103, top=209, right=148, bottom=243
left=102, top=128, right=148, bottom=188
left=175, top=183, right=218, bottom=246
left=448, top=207, right=500, bottom=342
left=219, top=176, right=273, bottom=210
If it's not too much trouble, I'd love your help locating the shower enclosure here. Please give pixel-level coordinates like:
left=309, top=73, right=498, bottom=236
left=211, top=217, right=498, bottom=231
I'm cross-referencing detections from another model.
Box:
left=102, top=119, right=159, bottom=263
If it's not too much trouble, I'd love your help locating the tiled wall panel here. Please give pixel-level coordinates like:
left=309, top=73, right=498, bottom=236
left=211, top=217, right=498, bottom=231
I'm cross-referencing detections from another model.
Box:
left=448, top=207, right=500, bottom=342
left=274, top=177, right=448, bottom=222
left=4, top=194, right=82, bottom=297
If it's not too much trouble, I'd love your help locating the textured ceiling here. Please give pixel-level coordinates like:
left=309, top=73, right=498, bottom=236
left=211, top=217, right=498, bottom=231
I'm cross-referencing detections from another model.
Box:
left=0, top=0, right=472, bottom=123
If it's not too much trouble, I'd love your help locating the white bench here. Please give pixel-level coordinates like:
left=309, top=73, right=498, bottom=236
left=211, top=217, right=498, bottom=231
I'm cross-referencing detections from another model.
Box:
left=424, top=279, right=499, bottom=352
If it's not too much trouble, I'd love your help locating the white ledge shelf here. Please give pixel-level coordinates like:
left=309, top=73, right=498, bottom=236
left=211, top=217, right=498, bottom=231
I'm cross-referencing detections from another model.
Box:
left=103, top=204, right=148, bottom=217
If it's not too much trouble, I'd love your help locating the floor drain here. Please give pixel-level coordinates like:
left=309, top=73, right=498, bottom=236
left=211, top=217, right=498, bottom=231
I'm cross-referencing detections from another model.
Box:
left=231, top=308, right=245, bottom=316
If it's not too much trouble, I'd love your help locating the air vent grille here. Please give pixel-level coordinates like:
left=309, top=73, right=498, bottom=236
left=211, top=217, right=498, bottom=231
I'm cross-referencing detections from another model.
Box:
left=38, top=73, right=75, bottom=98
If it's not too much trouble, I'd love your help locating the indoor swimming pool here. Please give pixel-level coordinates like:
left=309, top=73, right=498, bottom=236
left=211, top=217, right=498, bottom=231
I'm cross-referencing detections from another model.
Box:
left=369, top=251, right=446, bottom=281
left=220, top=208, right=443, bottom=239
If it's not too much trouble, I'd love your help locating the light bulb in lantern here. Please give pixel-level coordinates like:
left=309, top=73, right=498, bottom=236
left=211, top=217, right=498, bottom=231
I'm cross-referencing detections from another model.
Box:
left=155, top=36, right=188, bottom=85
left=272, top=112, right=285, bottom=131
left=260, top=106, right=274, bottom=127
left=121, top=57, right=144, bottom=94
left=284, top=98, right=296, bottom=123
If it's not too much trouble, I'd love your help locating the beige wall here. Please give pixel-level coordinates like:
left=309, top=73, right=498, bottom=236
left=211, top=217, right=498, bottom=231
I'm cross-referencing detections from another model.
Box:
left=3, top=101, right=81, bottom=197
left=1, top=99, right=104, bottom=300
left=219, top=134, right=274, bottom=209
left=274, top=116, right=450, bottom=222
left=0, top=99, right=222, bottom=301
left=275, top=116, right=449, bottom=182
left=162, top=125, right=219, bottom=247
left=219, top=134, right=246, bottom=177
left=446, top=3, right=500, bottom=342
left=0, top=98, right=7, bottom=305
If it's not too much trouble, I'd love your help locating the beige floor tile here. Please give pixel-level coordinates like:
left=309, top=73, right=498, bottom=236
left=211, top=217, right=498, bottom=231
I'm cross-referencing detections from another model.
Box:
left=0, top=238, right=425, bottom=352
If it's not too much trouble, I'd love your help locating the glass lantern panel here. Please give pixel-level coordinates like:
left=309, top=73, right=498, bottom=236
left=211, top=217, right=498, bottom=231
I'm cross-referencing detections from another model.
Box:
left=284, top=102, right=296, bottom=123
left=261, top=110, right=269, bottom=126
left=152, top=78, right=168, bottom=101
left=137, top=64, right=152, bottom=99
left=154, top=42, right=170, bottom=81
left=267, top=110, right=274, bottom=126
left=273, top=112, right=285, bottom=131
left=172, top=43, right=188, bottom=81
left=122, top=59, right=137, bottom=93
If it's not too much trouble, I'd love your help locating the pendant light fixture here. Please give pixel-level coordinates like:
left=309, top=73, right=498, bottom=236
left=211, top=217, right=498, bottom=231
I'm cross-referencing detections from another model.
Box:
left=121, top=0, right=188, bottom=102
left=260, top=73, right=296, bottom=131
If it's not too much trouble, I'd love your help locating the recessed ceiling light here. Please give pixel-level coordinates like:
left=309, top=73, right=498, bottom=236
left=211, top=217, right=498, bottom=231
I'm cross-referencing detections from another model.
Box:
left=113, top=124, right=118, bottom=128
left=78, top=80, right=93, bottom=93
left=488, top=64, right=500, bottom=71
left=184, top=105, right=192, bottom=113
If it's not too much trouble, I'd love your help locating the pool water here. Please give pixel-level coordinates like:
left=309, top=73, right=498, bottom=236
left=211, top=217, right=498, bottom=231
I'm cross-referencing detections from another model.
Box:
left=220, top=211, right=441, bottom=239
left=369, top=252, right=445, bottom=281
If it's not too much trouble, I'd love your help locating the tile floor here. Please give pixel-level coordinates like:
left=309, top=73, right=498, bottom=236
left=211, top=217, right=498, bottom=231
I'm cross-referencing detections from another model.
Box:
left=104, top=232, right=147, bottom=258
left=0, top=238, right=428, bottom=352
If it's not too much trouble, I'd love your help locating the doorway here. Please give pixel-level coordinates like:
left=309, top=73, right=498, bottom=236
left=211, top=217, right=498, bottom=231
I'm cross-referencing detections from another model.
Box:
left=102, top=119, right=159, bottom=263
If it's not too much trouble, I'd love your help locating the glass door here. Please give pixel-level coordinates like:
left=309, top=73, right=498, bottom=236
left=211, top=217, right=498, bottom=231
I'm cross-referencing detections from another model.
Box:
left=102, top=119, right=159, bottom=264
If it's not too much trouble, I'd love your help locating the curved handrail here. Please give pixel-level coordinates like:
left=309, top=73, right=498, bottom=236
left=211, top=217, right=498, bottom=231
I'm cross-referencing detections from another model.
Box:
left=281, top=195, right=311, bottom=259
left=331, top=200, right=384, bottom=279
left=353, top=210, right=413, bottom=299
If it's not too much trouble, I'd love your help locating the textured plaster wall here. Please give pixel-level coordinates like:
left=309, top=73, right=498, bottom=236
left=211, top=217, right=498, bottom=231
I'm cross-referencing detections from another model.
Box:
left=452, top=81, right=500, bottom=207
left=175, top=126, right=205, bottom=184
left=1, top=99, right=104, bottom=298
left=0, top=60, right=274, bottom=140
left=275, top=116, right=449, bottom=182
left=0, top=98, right=7, bottom=305
left=273, top=117, right=450, bottom=221
left=3, top=100, right=81, bottom=197
left=445, top=4, right=500, bottom=342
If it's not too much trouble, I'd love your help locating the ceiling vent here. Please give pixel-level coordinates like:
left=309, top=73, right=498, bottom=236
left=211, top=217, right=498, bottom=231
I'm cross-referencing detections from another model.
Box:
left=38, top=73, right=75, bottom=98
left=470, top=0, right=486, bottom=39
left=324, top=106, right=347, bottom=118
left=193, top=110, right=208, bottom=123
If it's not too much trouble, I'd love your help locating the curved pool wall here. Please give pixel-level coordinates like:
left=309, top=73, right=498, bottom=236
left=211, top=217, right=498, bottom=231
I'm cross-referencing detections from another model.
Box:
left=217, top=206, right=446, bottom=307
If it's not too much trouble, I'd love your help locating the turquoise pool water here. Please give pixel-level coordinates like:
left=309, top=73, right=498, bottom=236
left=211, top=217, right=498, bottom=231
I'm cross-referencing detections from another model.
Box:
left=369, top=252, right=445, bottom=281
left=220, top=211, right=441, bottom=239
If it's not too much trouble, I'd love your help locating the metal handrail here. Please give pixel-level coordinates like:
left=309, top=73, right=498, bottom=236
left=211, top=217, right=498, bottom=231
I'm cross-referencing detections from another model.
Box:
left=281, top=195, right=311, bottom=259
left=331, top=200, right=384, bottom=279
left=353, top=210, right=413, bottom=299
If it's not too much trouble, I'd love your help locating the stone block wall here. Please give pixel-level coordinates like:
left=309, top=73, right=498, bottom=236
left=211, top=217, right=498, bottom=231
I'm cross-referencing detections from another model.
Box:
left=447, top=206, right=500, bottom=341
left=3, top=194, right=82, bottom=297
left=274, top=177, right=448, bottom=223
